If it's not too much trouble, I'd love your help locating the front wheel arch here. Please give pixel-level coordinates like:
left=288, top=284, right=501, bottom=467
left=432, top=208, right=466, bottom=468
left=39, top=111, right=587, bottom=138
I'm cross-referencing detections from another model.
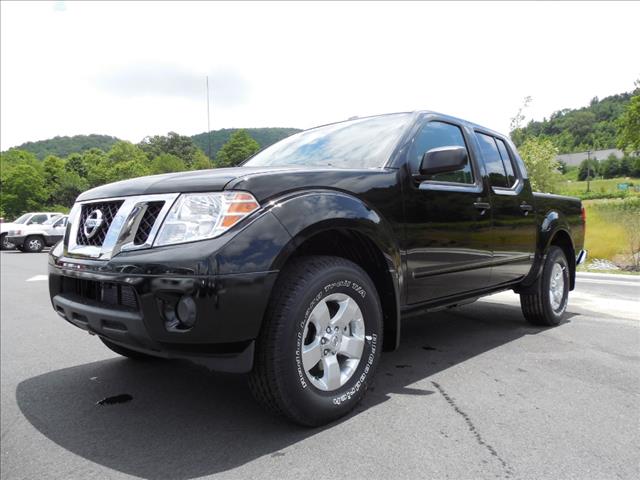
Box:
left=271, top=227, right=401, bottom=352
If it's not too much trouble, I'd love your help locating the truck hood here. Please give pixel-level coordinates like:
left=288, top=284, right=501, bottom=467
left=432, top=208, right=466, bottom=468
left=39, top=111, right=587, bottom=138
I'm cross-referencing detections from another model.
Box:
left=1, top=222, right=20, bottom=234
left=76, top=166, right=305, bottom=202
left=4, top=223, right=47, bottom=235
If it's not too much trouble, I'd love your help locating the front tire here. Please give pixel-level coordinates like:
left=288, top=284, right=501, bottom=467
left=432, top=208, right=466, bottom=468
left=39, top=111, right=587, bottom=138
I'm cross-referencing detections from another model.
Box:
left=249, top=256, right=383, bottom=427
left=23, top=235, right=44, bottom=253
left=520, top=246, right=570, bottom=326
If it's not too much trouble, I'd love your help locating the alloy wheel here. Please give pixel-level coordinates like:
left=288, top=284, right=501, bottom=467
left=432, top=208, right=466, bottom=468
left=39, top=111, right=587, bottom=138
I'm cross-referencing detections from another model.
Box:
left=301, top=293, right=366, bottom=391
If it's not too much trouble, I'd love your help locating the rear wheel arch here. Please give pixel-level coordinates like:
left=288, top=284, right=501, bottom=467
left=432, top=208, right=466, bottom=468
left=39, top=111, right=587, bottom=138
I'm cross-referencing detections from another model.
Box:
left=548, top=229, right=576, bottom=290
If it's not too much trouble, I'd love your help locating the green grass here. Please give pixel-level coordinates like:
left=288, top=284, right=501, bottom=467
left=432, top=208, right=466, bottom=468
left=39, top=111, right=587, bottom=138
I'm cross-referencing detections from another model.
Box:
left=556, top=176, right=640, bottom=200
left=582, top=197, right=640, bottom=268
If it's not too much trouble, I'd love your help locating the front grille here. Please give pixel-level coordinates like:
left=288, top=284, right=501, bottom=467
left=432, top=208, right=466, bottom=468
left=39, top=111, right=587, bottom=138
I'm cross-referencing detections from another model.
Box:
left=60, top=277, right=138, bottom=311
left=134, top=202, right=164, bottom=245
left=76, top=201, right=124, bottom=246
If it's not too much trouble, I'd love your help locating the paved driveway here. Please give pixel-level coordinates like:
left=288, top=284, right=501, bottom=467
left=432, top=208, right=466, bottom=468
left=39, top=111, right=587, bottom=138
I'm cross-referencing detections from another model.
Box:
left=1, top=251, right=638, bottom=479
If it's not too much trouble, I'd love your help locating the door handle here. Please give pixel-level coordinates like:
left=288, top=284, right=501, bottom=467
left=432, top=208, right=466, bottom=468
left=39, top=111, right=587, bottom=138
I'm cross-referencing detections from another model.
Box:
left=473, top=202, right=491, bottom=215
left=520, top=203, right=533, bottom=212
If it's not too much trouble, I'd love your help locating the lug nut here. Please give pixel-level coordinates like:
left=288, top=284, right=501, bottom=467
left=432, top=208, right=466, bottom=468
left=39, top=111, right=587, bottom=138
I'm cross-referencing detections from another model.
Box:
left=323, top=349, right=329, bottom=356
left=326, top=327, right=332, bottom=333
left=335, top=326, right=339, bottom=332
left=321, top=338, right=326, bottom=344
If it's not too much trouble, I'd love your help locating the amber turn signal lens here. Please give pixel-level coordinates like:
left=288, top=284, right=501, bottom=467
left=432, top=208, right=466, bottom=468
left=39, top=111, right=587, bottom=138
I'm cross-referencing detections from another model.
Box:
left=220, top=215, right=244, bottom=228
left=228, top=202, right=259, bottom=214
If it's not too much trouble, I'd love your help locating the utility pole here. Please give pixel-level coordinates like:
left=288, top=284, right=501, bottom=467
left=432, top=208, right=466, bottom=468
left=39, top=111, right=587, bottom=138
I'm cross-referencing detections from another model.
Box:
left=206, top=76, right=212, bottom=161
left=586, top=150, right=591, bottom=193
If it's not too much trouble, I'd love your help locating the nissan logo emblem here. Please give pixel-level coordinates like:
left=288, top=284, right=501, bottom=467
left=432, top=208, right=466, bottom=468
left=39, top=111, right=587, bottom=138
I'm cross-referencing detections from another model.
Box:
left=84, top=209, right=104, bottom=239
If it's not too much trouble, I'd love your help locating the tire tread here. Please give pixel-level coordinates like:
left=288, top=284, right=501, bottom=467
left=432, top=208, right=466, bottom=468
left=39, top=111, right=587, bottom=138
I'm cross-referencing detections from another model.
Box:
left=520, top=246, right=566, bottom=326
left=248, top=255, right=375, bottom=425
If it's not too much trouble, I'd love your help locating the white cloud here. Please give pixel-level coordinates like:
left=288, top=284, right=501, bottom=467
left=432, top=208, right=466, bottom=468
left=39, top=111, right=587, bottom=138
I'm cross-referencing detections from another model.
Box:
left=1, top=1, right=638, bottom=149
left=94, top=63, right=248, bottom=105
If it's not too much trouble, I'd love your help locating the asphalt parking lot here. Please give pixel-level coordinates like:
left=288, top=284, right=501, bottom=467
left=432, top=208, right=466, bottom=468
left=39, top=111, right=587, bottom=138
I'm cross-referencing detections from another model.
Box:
left=1, top=250, right=638, bottom=480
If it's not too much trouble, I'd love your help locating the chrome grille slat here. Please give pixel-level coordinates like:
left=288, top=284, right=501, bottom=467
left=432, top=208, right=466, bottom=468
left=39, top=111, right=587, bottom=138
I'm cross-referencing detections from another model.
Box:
left=134, top=202, right=164, bottom=245
left=64, top=193, right=180, bottom=260
left=76, top=201, right=124, bottom=246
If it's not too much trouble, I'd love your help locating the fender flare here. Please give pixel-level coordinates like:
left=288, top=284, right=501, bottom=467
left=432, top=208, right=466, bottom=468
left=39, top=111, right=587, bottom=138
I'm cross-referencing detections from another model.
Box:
left=268, top=190, right=403, bottom=350
left=519, top=209, right=576, bottom=290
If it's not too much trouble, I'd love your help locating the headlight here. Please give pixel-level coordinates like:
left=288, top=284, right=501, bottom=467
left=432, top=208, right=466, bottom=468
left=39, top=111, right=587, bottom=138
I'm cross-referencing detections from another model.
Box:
left=155, top=191, right=260, bottom=246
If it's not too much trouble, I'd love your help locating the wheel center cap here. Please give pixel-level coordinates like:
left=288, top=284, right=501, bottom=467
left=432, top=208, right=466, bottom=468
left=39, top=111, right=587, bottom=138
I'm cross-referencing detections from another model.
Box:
left=325, top=331, right=342, bottom=353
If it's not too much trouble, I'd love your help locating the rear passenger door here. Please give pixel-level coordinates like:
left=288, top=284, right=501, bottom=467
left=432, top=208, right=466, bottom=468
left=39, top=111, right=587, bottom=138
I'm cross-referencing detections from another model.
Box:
left=474, top=132, right=537, bottom=285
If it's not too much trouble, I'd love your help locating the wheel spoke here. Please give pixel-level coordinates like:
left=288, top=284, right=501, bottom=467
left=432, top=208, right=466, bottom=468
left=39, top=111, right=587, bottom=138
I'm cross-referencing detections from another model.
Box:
left=321, top=355, right=341, bottom=390
left=310, top=301, right=331, bottom=331
left=302, top=341, right=322, bottom=370
left=331, top=297, right=360, bottom=329
left=338, top=335, right=364, bottom=359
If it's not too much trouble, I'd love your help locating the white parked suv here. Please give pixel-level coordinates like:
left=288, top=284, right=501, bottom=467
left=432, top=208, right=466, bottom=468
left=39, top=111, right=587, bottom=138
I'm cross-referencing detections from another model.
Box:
left=1, top=212, right=64, bottom=251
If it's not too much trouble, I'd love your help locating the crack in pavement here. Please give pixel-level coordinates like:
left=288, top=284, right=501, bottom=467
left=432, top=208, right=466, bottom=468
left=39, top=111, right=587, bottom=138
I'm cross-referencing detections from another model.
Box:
left=432, top=381, right=514, bottom=478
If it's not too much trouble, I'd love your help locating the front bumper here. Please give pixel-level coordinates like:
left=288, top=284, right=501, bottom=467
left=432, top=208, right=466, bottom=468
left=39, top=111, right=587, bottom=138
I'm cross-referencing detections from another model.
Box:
left=49, top=249, right=278, bottom=373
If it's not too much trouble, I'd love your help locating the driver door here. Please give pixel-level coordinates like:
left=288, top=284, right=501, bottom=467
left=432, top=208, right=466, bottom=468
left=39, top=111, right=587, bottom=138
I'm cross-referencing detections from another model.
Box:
left=403, top=118, right=493, bottom=304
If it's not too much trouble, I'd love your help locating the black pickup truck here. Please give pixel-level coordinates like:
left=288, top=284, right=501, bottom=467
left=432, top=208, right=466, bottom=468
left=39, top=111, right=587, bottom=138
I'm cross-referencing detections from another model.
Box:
left=49, top=112, right=586, bottom=426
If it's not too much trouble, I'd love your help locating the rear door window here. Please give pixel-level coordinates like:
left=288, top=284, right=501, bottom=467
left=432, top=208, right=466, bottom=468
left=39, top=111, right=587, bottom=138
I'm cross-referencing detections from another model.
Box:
left=495, top=138, right=517, bottom=187
left=476, top=133, right=507, bottom=187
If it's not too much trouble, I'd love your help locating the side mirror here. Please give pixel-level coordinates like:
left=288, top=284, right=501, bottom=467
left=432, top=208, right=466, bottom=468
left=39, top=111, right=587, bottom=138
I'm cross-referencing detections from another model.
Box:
left=419, top=146, right=468, bottom=176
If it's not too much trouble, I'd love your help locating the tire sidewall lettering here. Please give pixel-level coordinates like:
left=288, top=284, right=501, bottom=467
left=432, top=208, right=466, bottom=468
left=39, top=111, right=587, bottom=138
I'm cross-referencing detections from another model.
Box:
left=292, top=275, right=380, bottom=407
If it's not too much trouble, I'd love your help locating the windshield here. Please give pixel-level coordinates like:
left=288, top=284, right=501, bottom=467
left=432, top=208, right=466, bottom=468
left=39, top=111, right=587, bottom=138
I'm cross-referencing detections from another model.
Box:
left=244, top=113, right=411, bottom=169
left=13, top=214, right=30, bottom=224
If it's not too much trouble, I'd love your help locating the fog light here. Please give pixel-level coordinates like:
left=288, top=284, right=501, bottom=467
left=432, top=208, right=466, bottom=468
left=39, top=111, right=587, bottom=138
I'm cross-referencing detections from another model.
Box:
left=176, top=295, right=197, bottom=329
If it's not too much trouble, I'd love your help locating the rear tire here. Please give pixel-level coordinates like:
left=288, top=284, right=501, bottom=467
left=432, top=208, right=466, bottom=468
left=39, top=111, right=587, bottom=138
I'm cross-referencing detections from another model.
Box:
left=249, top=256, right=383, bottom=427
left=520, top=246, right=570, bottom=326
left=23, top=235, right=44, bottom=253
left=100, top=337, right=156, bottom=360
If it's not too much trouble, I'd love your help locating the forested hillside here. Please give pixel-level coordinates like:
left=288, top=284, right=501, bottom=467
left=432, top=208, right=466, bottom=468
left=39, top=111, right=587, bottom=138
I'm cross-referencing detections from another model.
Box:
left=191, top=127, right=300, bottom=158
left=13, top=134, right=120, bottom=159
left=8, top=128, right=300, bottom=162
left=512, top=89, right=638, bottom=153
left=0, top=128, right=296, bottom=219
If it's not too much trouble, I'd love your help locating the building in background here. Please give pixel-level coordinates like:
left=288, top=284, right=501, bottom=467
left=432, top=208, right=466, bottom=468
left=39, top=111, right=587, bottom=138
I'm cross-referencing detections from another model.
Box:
left=557, top=149, right=624, bottom=166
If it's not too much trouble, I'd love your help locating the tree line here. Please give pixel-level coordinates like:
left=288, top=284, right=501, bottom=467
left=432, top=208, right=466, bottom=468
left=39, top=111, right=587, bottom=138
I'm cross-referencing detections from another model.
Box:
left=510, top=87, right=639, bottom=155
left=511, top=84, right=640, bottom=192
left=573, top=154, right=640, bottom=181
left=0, top=130, right=262, bottom=219
left=11, top=128, right=300, bottom=162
